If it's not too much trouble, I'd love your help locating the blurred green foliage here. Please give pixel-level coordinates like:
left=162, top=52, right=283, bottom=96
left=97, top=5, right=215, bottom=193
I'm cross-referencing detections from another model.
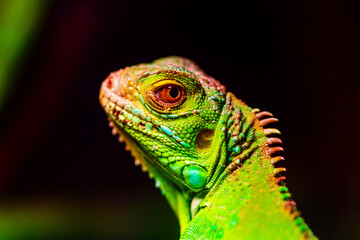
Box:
left=0, top=195, right=178, bottom=240
left=0, top=0, right=47, bottom=112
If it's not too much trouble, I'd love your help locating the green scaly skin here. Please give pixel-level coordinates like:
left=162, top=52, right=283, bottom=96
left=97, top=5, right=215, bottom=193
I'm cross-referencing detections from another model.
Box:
left=99, top=57, right=318, bottom=240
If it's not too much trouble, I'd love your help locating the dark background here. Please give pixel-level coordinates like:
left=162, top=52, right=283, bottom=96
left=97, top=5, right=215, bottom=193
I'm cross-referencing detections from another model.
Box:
left=0, top=0, right=359, bottom=239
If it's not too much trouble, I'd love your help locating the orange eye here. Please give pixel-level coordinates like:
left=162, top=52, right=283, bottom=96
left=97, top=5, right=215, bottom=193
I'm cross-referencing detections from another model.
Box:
left=155, top=85, right=183, bottom=105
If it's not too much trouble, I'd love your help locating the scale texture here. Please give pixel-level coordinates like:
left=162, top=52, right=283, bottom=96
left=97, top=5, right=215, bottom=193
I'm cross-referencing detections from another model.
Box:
left=99, top=57, right=318, bottom=240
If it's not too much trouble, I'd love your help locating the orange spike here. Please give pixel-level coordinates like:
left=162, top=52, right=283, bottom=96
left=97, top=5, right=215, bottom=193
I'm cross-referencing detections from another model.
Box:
left=134, top=159, right=140, bottom=166
left=255, top=111, right=273, bottom=119
left=112, top=128, right=117, bottom=135
left=264, top=128, right=281, bottom=136
left=125, top=145, right=130, bottom=151
left=260, top=117, right=279, bottom=127
left=266, top=146, right=284, bottom=155
left=251, top=108, right=260, bottom=113
left=275, top=176, right=286, bottom=184
left=266, top=137, right=283, bottom=145
left=274, top=167, right=287, bottom=175
left=271, top=156, right=285, bottom=164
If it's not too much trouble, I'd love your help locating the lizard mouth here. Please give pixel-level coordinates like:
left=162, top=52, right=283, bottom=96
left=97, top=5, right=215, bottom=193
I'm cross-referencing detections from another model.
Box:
left=100, top=71, right=133, bottom=110
left=100, top=70, right=132, bottom=99
left=99, top=71, right=155, bottom=131
left=99, top=72, right=182, bottom=182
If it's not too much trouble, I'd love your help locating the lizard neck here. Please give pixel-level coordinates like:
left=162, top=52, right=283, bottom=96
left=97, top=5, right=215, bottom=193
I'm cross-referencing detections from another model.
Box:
left=184, top=92, right=316, bottom=239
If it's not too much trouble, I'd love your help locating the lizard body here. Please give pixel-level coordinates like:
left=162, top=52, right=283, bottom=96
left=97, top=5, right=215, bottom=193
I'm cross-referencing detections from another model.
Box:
left=99, top=57, right=317, bottom=239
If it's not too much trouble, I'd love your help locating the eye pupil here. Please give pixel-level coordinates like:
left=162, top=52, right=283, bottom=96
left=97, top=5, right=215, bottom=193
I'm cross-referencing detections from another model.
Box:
left=154, top=84, right=184, bottom=107
left=169, top=87, right=179, bottom=99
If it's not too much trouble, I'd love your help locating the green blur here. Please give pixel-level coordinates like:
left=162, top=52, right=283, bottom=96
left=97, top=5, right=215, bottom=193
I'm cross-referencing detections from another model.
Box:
left=0, top=196, right=178, bottom=240
left=0, top=0, right=47, bottom=111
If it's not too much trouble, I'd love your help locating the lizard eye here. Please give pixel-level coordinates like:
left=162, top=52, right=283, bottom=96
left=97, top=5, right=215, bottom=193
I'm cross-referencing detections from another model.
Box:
left=142, top=81, right=187, bottom=113
left=154, top=85, right=184, bottom=105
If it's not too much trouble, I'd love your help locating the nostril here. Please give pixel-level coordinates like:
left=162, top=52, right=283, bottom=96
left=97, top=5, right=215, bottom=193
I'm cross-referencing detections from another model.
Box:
left=106, top=78, right=113, bottom=89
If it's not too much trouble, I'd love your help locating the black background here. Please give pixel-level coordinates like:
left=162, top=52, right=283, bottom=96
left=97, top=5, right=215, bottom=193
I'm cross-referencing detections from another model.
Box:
left=0, top=0, right=359, bottom=239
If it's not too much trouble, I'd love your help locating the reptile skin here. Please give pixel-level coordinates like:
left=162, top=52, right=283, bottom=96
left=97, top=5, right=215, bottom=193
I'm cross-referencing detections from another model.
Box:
left=99, top=57, right=318, bottom=240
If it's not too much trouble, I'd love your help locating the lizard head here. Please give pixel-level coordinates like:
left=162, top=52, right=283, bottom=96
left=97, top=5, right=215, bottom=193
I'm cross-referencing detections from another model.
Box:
left=99, top=57, right=227, bottom=193
left=100, top=57, right=296, bottom=233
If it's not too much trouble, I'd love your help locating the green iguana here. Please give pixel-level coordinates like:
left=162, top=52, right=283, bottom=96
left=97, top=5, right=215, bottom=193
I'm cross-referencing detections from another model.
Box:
left=99, top=57, right=318, bottom=240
